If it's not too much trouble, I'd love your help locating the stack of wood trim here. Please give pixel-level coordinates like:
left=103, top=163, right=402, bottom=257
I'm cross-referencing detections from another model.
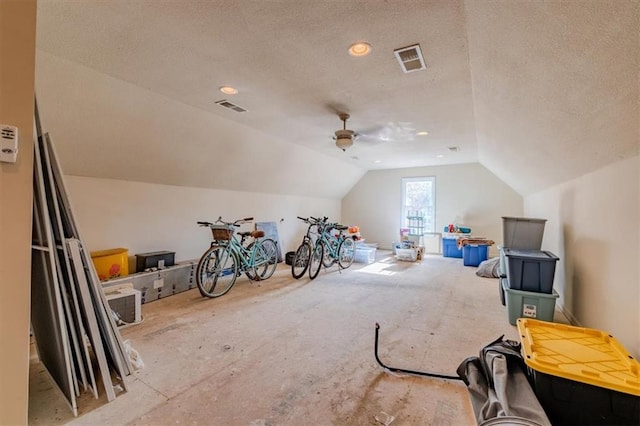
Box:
left=31, top=105, right=131, bottom=416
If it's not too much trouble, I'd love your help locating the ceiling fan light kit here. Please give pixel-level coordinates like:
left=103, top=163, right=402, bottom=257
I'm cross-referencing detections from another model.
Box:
left=334, top=113, right=355, bottom=151
left=335, top=133, right=354, bottom=151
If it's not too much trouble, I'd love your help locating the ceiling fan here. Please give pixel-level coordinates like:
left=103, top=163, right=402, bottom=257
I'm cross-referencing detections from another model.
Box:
left=334, top=112, right=356, bottom=151
left=332, top=111, right=417, bottom=152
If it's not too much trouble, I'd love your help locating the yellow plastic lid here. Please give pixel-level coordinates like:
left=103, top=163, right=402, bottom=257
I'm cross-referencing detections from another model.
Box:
left=90, top=248, right=128, bottom=258
left=517, top=318, right=640, bottom=396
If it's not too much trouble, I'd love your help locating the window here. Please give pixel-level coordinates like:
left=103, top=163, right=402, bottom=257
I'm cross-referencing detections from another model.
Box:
left=402, top=176, right=435, bottom=233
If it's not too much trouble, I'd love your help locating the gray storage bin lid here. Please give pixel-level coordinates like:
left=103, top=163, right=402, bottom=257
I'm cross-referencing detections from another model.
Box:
left=502, top=216, right=547, bottom=223
left=503, top=248, right=559, bottom=261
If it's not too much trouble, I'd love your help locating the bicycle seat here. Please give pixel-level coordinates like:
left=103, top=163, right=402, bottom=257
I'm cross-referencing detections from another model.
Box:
left=238, top=230, right=265, bottom=238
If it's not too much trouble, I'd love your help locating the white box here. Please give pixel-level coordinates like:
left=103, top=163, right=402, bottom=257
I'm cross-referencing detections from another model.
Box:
left=354, top=247, right=376, bottom=264
left=396, top=248, right=417, bottom=262
left=105, top=287, right=141, bottom=325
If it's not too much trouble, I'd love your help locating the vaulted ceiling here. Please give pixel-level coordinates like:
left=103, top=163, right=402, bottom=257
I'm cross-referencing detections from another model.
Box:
left=35, top=0, right=638, bottom=198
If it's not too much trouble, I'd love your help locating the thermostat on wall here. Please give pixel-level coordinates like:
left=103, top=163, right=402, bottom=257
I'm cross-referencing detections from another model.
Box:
left=0, top=124, right=18, bottom=163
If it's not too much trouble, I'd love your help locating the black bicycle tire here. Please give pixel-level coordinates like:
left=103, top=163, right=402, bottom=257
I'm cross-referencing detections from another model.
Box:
left=308, top=241, right=323, bottom=280
left=338, top=237, right=355, bottom=269
left=291, top=242, right=311, bottom=279
left=255, top=238, right=278, bottom=280
left=196, top=245, right=238, bottom=297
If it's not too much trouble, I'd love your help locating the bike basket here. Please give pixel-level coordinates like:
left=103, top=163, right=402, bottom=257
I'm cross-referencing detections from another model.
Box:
left=210, top=225, right=234, bottom=241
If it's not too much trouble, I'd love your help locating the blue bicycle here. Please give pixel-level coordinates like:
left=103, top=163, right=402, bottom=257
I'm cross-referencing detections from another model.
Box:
left=308, top=219, right=355, bottom=279
left=196, top=217, right=278, bottom=297
left=291, top=216, right=323, bottom=279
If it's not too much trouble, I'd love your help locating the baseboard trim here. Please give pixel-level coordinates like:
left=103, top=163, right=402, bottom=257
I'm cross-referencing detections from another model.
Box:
left=557, top=301, right=580, bottom=326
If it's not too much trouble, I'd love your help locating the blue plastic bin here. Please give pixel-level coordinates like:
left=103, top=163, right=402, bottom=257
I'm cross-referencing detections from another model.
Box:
left=443, top=238, right=462, bottom=258
left=503, top=248, right=559, bottom=294
left=462, top=245, right=488, bottom=266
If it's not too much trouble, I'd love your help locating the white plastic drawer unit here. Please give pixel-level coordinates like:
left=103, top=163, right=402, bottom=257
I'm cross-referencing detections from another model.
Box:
left=103, top=261, right=195, bottom=304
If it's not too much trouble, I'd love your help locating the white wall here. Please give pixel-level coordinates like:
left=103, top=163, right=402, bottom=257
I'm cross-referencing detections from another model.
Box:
left=524, top=156, right=639, bottom=357
left=65, top=176, right=340, bottom=266
left=36, top=51, right=365, bottom=200
left=342, top=162, right=523, bottom=254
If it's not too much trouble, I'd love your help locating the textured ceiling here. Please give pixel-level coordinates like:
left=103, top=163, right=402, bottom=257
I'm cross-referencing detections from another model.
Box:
left=35, top=0, right=638, bottom=196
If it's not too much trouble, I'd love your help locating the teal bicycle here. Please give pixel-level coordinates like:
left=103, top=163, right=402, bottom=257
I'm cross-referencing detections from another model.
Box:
left=196, top=217, right=278, bottom=298
left=309, top=219, right=355, bottom=279
left=291, top=216, right=323, bottom=279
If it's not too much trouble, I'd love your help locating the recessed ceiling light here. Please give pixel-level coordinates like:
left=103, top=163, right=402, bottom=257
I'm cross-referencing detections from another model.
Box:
left=348, top=42, right=371, bottom=57
left=436, top=154, right=444, bottom=158
left=416, top=131, right=429, bottom=136
left=219, top=86, right=238, bottom=95
left=374, top=160, right=382, bottom=163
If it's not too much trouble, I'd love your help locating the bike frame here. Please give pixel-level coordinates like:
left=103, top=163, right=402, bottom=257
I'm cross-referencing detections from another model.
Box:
left=216, top=231, right=266, bottom=271
left=298, top=217, right=321, bottom=246
left=205, top=217, right=271, bottom=271
left=317, top=224, right=345, bottom=260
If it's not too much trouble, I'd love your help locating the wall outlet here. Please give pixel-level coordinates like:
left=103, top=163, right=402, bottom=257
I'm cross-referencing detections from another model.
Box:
left=153, top=278, right=164, bottom=289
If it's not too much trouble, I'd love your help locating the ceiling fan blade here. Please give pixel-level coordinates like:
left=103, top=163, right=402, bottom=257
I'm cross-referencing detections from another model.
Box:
left=357, top=122, right=417, bottom=144
left=356, top=125, right=391, bottom=142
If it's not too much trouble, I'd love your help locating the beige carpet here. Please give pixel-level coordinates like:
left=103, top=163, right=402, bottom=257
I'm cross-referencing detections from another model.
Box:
left=29, top=251, right=567, bottom=425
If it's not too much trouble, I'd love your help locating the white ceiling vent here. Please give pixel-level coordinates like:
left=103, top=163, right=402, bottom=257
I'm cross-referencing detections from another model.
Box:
left=394, top=44, right=426, bottom=73
left=215, top=99, right=247, bottom=113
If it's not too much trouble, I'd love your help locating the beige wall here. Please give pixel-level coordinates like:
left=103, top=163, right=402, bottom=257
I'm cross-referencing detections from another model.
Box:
left=0, top=1, right=36, bottom=424
left=341, top=162, right=523, bottom=254
left=524, top=156, right=639, bottom=357
left=65, top=176, right=341, bottom=263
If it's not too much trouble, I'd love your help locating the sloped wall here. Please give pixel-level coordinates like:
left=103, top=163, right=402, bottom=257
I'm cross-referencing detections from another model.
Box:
left=466, top=0, right=639, bottom=195
left=524, top=156, right=639, bottom=357
left=35, top=51, right=365, bottom=200
left=65, top=175, right=340, bottom=264
left=342, top=163, right=523, bottom=254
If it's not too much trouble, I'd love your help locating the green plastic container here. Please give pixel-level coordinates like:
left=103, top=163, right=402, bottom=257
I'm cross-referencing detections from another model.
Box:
left=502, top=279, right=558, bottom=325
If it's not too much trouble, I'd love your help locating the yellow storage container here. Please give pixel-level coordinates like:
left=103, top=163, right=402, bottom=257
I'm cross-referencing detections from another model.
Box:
left=517, top=318, right=640, bottom=425
left=90, top=248, right=129, bottom=281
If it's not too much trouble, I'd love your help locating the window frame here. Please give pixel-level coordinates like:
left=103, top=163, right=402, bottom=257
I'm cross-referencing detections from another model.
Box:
left=401, top=176, right=436, bottom=233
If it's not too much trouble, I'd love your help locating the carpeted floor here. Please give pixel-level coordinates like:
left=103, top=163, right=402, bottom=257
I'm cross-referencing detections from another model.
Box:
left=29, top=251, right=568, bottom=425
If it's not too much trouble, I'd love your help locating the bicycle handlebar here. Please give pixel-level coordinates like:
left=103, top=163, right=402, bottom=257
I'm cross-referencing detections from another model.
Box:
left=297, top=216, right=328, bottom=224
left=198, top=217, right=255, bottom=227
